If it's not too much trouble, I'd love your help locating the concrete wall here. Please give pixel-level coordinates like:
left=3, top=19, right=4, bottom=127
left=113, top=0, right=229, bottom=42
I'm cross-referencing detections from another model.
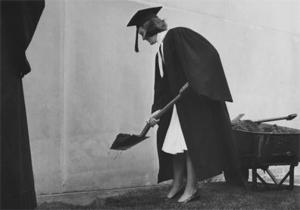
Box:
left=25, top=0, right=300, bottom=195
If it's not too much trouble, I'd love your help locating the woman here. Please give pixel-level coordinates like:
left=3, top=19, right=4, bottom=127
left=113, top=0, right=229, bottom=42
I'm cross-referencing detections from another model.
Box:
left=127, top=7, right=243, bottom=203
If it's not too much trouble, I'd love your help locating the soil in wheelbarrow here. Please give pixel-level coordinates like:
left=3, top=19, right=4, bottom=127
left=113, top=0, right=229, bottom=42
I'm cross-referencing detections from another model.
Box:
left=232, top=120, right=299, bottom=133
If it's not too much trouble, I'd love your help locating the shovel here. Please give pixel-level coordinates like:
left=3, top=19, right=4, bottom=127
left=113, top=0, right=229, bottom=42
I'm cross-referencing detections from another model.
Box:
left=231, top=113, right=297, bottom=124
left=110, top=83, right=190, bottom=150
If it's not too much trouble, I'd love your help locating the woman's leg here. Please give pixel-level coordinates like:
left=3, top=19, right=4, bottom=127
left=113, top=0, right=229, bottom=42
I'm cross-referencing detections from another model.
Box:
left=178, top=152, right=198, bottom=202
left=167, top=153, right=186, bottom=198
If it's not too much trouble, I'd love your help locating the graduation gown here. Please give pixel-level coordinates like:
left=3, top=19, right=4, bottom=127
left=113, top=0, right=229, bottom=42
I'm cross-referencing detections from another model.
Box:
left=152, top=27, right=242, bottom=183
left=1, top=1, right=45, bottom=209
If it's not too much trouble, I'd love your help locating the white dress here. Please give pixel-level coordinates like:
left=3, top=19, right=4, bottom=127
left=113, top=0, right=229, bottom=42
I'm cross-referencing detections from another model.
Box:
left=156, top=32, right=188, bottom=155
left=162, top=105, right=188, bottom=154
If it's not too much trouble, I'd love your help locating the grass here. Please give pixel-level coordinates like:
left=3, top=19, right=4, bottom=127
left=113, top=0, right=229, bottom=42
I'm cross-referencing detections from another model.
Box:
left=38, top=182, right=300, bottom=209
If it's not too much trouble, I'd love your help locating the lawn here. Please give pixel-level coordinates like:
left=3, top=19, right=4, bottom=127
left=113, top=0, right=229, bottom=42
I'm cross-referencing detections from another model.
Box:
left=38, top=182, right=300, bottom=209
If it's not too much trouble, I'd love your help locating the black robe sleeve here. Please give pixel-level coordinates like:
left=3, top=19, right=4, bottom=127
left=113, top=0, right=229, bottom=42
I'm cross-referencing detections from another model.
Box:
left=169, top=27, right=233, bottom=102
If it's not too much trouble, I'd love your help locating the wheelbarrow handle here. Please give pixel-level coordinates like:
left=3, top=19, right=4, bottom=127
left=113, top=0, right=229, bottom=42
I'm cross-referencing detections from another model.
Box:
left=254, top=113, right=297, bottom=124
left=139, top=83, right=190, bottom=137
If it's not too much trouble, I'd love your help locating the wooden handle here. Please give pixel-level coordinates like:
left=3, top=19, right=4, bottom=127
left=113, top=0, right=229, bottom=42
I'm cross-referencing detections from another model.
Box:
left=154, top=83, right=189, bottom=119
left=254, top=113, right=297, bottom=124
left=139, top=122, right=151, bottom=137
left=286, top=113, right=297, bottom=120
left=139, top=83, right=189, bottom=138
left=179, top=83, right=189, bottom=94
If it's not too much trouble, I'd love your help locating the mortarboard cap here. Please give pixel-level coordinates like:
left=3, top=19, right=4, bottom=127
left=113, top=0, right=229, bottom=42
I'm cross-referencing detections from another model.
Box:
left=127, top=6, right=162, bottom=52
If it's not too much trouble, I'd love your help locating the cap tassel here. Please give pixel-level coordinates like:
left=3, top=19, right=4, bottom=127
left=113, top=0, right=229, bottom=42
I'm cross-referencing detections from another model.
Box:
left=135, top=27, right=139, bottom=52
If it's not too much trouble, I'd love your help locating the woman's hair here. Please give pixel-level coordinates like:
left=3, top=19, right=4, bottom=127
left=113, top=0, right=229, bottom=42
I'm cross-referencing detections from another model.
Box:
left=143, top=16, right=167, bottom=37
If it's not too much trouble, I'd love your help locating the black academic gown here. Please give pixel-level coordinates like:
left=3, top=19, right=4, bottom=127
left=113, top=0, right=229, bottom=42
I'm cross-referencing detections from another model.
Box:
left=1, top=1, right=45, bottom=209
left=152, top=27, right=243, bottom=184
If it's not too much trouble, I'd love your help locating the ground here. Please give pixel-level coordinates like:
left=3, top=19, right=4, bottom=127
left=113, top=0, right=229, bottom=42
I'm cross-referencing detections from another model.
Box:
left=38, top=182, right=300, bottom=209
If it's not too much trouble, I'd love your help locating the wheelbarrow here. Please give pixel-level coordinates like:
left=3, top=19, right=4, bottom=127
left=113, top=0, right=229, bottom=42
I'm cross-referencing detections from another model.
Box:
left=230, top=113, right=300, bottom=190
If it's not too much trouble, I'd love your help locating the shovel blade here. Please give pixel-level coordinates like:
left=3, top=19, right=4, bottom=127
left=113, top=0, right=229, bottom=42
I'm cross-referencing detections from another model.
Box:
left=110, top=133, right=149, bottom=150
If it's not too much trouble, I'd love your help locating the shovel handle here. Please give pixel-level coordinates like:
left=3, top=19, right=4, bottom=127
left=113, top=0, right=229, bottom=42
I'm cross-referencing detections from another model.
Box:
left=154, top=83, right=189, bottom=119
left=139, top=123, right=152, bottom=137
left=139, top=83, right=190, bottom=137
left=254, top=113, right=297, bottom=124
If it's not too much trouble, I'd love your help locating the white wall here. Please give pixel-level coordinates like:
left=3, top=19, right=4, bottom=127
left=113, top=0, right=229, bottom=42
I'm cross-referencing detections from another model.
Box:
left=25, top=0, right=300, bottom=195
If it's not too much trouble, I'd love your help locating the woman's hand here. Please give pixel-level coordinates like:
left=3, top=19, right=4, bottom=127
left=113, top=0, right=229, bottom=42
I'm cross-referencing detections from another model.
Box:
left=147, top=110, right=161, bottom=127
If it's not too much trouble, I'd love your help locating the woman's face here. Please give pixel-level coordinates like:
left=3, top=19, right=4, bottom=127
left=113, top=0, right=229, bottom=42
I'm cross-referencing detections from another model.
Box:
left=138, top=27, right=157, bottom=45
